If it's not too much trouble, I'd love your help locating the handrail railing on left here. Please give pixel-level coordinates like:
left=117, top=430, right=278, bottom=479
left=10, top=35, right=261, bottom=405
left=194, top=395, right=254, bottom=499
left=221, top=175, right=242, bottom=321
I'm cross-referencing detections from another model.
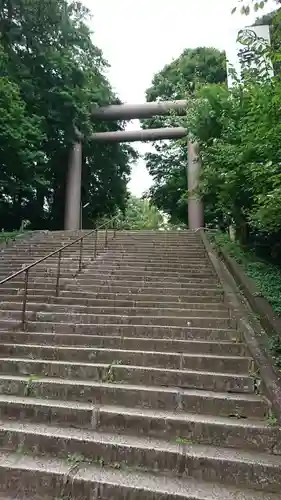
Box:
left=0, top=216, right=119, bottom=329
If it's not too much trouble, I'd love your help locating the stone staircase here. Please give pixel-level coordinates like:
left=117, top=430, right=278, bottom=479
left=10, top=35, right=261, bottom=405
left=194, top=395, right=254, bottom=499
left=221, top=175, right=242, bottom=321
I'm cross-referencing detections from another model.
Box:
left=0, top=230, right=279, bottom=499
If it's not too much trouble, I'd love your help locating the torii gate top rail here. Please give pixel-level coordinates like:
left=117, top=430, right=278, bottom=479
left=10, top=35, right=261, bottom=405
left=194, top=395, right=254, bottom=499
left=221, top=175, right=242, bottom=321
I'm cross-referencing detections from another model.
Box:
left=91, top=100, right=187, bottom=121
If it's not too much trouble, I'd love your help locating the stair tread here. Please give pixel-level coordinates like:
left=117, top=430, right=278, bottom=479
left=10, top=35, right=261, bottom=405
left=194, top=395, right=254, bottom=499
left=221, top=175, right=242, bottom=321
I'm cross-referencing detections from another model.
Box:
left=0, top=420, right=280, bottom=467
left=0, top=343, right=250, bottom=360
left=0, top=356, right=251, bottom=375
left=0, top=300, right=227, bottom=310
left=0, top=323, right=237, bottom=332
left=0, top=334, right=242, bottom=345
left=2, top=312, right=230, bottom=322
left=0, top=395, right=269, bottom=429
left=0, top=373, right=263, bottom=400
left=0, top=451, right=279, bottom=500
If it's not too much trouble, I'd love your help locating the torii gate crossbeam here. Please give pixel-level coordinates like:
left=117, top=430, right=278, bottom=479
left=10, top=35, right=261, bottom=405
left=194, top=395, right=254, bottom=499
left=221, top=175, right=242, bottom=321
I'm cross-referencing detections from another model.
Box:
left=64, top=100, right=203, bottom=231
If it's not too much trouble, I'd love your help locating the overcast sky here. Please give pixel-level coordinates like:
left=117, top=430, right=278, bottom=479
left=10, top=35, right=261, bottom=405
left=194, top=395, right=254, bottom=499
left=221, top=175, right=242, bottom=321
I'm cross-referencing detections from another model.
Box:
left=83, top=0, right=276, bottom=196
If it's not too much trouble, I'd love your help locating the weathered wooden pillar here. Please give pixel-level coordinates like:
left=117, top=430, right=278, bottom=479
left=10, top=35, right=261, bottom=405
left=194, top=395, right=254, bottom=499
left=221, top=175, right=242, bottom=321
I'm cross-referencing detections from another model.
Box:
left=187, top=140, right=204, bottom=230
left=64, top=141, right=82, bottom=230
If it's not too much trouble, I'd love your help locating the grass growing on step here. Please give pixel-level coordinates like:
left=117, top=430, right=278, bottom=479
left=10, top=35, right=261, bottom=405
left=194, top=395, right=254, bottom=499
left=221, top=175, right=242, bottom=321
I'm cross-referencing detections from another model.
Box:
left=175, top=437, right=194, bottom=445
left=103, top=360, right=123, bottom=383
left=24, top=375, right=41, bottom=397
left=66, top=453, right=87, bottom=467
left=65, top=453, right=126, bottom=472
left=267, top=412, right=278, bottom=427
left=268, top=335, right=281, bottom=370
left=0, top=231, right=21, bottom=244
left=212, top=232, right=281, bottom=370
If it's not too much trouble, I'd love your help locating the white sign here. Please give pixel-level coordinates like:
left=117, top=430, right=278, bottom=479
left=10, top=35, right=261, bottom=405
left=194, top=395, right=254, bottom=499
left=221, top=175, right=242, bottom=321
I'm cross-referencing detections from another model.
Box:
left=226, top=25, right=273, bottom=87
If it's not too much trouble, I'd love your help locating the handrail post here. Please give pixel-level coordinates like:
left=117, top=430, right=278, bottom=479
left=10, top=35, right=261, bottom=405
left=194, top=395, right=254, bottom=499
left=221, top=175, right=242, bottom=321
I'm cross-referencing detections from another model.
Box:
left=105, top=227, right=108, bottom=248
left=94, top=229, right=98, bottom=258
left=22, top=269, right=29, bottom=330
left=55, top=250, right=62, bottom=297
left=79, top=237, right=83, bottom=272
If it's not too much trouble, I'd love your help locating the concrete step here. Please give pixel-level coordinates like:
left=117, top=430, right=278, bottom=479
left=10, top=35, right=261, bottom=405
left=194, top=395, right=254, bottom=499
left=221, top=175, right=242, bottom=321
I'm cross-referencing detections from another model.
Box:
left=60, top=290, right=225, bottom=303
left=0, top=285, right=225, bottom=301
left=0, top=333, right=247, bottom=355
left=0, top=397, right=276, bottom=453
left=0, top=451, right=279, bottom=500
left=0, top=278, right=221, bottom=291
left=81, top=264, right=216, bottom=274
left=0, top=320, right=238, bottom=340
left=0, top=375, right=267, bottom=419
left=103, top=255, right=209, bottom=263
left=113, top=260, right=213, bottom=268
left=75, top=272, right=218, bottom=283
left=0, top=344, right=251, bottom=373
left=0, top=295, right=227, bottom=310
left=0, top=288, right=225, bottom=304
left=0, top=301, right=230, bottom=318
left=97, top=260, right=213, bottom=268
left=0, top=421, right=280, bottom=492
left=1, top=273, right=219, bottom=285
left=97, top=266, right=215, bottom=276
left=0, top=357, right=254, bottom=392
left=0, top=246, right=106, bottom=260
left=0, top=310, right=234, bottom=329
left=0, top=245, right=108, bottom=258
left=0, top=264, right=88, bottom=274
left=64, top=277, right=220, bottom=288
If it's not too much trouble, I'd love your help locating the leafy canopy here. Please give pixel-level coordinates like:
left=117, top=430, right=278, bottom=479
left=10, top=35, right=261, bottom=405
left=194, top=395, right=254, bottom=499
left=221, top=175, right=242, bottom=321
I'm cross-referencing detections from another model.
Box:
left=142, top=47, right=227, bottom=225
left=0, top=0, right=136, bottom=231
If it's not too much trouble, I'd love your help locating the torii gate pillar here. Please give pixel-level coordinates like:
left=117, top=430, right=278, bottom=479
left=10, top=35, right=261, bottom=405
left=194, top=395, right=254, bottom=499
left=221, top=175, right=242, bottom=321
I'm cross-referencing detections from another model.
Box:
left=188, top=141, right=204, bottom=230
left=64, top=141, right=82, bottom=231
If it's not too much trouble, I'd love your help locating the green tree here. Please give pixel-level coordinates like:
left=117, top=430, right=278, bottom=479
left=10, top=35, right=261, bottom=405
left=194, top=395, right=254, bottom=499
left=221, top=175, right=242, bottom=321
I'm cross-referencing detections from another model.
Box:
left=185, top=7, right=281, bottom=255
left=113, top=196, right=164, bottom=230
left=142, top=47, right=227, bottom=225
left=0, top=0, right=135, bottom=230
left=233, top=0, right=281, bottom=15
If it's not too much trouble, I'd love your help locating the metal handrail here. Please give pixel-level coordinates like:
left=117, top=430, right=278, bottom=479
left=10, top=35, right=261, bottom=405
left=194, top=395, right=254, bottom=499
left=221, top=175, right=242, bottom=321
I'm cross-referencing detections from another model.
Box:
left=0, top=215, right=119, bottom=329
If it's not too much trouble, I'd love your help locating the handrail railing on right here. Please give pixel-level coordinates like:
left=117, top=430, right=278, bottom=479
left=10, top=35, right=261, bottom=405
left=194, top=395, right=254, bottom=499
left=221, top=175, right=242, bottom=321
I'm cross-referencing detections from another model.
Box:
left=0, top=215, right=119, bottom=329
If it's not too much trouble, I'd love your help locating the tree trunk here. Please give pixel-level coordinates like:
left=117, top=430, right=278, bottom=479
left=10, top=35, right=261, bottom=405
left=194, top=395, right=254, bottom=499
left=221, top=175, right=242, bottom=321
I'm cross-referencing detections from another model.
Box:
left=235, top=217, right=249, bottom=247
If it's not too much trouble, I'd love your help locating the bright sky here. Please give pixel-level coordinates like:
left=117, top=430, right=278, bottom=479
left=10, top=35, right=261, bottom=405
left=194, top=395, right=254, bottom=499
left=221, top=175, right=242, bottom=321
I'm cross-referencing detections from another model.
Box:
left=83, top=0, right=276, bottom=196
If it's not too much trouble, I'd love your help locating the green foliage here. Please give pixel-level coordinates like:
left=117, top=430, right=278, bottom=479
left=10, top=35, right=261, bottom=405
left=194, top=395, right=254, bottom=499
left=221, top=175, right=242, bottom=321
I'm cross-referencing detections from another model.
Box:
left=0, top=231, right=20, bottom=244
left=142, top=47, right=227, bottom=226
left=214, top=232, right=281, bottom=317
left=143, top=6, right=281, bottom=243
left=179, top=7, right=281, bottom=249
left=115, top=196, right=164, bottom=230
left=214, top=231, right=281, bottom=369
left=233, top=0, right=281, bottom=15
left=268, top=336, right=281, bottom=369
left=0, top=0, right=136, bottom=231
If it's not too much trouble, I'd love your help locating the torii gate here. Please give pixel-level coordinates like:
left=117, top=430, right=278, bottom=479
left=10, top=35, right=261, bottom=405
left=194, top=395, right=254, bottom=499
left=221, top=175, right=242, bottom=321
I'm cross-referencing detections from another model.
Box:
left=64, top=100, right=204, bottom=231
